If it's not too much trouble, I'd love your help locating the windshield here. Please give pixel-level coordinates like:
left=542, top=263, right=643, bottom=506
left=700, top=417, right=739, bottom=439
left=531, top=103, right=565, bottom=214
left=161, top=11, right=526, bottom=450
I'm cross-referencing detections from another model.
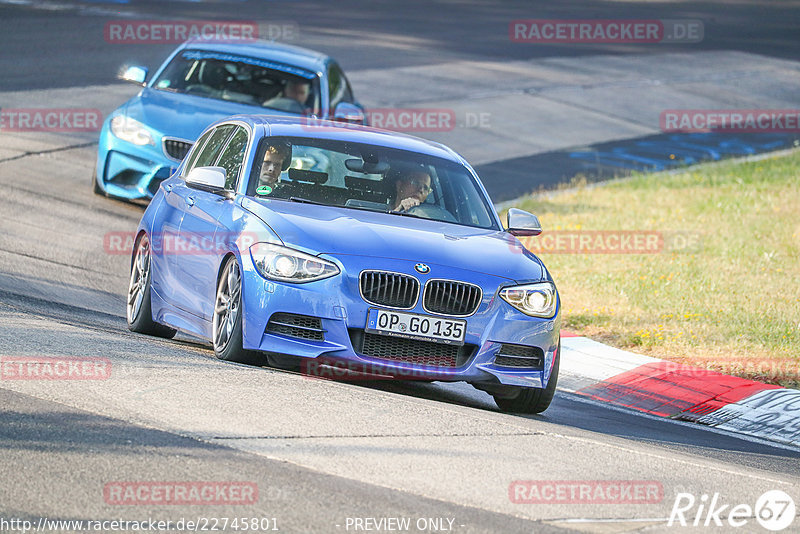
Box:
left=151, top=50, right=321, bottom=115
left=246, top=136, right=499, bottom=230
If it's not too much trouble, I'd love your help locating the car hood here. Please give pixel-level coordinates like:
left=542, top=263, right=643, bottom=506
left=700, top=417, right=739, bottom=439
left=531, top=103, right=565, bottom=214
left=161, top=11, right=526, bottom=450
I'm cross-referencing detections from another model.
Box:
left=121, top=88, right=294, bottom=141
left=241, top=198, right=545, bottom=282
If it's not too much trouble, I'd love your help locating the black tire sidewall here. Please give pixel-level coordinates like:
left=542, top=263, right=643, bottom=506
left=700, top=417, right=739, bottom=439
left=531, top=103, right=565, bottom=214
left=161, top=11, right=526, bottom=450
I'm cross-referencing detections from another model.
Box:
left=127, top=235, right=153, bottom=331
left=494, top=339, right=560, bottom=414
left=127, top=234, right=176, bottom=339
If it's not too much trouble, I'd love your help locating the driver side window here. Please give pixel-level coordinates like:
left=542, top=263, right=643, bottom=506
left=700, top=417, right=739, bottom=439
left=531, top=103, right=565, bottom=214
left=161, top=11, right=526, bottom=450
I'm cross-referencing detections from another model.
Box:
left=184, top=124, right=235, bottom=176
left=328, top=62, right=354, bottom=109
left=214, top=126, right=250, bottom=190
left=183, top=129, right=213, bottom=173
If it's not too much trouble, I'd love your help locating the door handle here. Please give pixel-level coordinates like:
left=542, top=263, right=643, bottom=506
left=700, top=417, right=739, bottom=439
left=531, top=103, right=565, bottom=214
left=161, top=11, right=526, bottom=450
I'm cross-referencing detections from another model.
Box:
left=186, top=196, right=195, bottom=207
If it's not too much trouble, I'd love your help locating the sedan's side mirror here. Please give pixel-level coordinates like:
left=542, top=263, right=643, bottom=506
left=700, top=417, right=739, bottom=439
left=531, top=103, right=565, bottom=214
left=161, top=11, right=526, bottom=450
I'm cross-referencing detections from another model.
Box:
left=185, top=167, right=231, bottom=197
left=507, top=208, right=542, bottom=236
left=333, top=102, right=366, bottom=124
left=120, top=65, right=148, bottom=85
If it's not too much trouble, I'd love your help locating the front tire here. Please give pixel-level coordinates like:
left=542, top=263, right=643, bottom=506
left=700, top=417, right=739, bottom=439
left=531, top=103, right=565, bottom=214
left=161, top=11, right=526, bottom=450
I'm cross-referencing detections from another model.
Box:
left=127, top=234, right=177, bottom=339
left=493, top=342, right=560, bottom=414
left=212, top=256, right=261, bottom=365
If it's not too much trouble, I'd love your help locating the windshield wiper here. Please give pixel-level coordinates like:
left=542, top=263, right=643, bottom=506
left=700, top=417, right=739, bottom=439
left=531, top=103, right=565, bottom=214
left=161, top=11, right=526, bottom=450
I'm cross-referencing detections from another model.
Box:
left=388, top=210, right=422, bottom=219
left=286, top=197, right=422, bottom=218
left=289, top=196, right=326, bottom=206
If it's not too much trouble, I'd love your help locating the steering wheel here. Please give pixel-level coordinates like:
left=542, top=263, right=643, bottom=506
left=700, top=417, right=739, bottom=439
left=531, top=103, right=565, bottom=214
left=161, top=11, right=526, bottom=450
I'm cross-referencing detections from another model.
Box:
left=407, top=203, right=458, bottom=223
left=263, top=97, right=305, bottom=114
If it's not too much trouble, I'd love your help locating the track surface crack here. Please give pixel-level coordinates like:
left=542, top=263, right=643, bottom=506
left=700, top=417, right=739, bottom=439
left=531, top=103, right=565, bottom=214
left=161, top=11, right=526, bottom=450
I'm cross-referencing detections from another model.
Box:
left=0, top=141, right=96, bottom=164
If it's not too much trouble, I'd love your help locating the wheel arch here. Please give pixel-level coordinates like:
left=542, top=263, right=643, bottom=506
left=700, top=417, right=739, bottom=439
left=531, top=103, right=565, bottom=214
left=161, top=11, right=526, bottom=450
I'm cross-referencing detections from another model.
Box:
left=215, top=250, right=242, bottom=288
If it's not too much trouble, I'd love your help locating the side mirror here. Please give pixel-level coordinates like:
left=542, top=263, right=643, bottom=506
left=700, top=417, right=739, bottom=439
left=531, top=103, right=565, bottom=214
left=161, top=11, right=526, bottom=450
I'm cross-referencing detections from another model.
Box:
left=333, top=102, right=366, bottom=124
left=507, top=208, right=542, bottom=236
left=185, top=166, right=230, bottom=197
left=120, top=65, right=148, bottom=85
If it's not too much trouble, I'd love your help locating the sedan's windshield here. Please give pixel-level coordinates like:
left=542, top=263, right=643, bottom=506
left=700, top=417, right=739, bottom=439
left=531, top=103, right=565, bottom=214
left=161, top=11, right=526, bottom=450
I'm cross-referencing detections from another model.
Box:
left=152, top=50, right=321, bottom=115
left=246, top=136, right=499, bottom=230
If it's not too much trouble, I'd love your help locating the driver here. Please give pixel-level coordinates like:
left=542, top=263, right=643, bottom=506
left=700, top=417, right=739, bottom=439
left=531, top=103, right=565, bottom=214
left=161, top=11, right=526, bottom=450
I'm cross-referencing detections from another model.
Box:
left=263, top=79, right=311, bottom=114
left=256, top=141, right=292, bottom=195
left=391, top=169, right=432, bottom=212
left=283, top=80, right=310, bottom=106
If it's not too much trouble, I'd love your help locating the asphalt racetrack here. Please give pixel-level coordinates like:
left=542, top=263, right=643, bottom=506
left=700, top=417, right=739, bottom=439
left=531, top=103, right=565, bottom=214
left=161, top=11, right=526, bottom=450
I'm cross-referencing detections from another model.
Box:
left=1, top=1, right=799, bottom=533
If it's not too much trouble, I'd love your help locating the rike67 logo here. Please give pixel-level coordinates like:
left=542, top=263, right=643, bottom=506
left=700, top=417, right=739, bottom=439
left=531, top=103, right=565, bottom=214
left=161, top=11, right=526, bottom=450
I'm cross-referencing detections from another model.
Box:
left=669, top=490, right=796, bottom=531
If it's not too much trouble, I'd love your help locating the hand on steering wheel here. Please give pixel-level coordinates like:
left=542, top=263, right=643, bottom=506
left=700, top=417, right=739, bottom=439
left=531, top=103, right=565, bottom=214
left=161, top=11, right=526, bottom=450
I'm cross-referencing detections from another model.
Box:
left=396, top=197, right=421, bottom=212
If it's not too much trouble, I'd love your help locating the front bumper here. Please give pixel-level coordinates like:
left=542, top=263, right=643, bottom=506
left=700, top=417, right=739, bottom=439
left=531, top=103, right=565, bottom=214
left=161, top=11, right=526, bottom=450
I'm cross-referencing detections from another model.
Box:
left=95, top=121, right=180, bottom=200
left=239, top=252, right=560, bottom=389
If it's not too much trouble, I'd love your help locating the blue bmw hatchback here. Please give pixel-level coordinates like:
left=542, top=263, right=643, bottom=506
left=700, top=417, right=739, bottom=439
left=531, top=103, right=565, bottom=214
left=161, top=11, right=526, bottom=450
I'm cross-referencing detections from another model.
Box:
left=94, top=39, right=365, bottom=200
left=127, top=116, right=561, bottom=414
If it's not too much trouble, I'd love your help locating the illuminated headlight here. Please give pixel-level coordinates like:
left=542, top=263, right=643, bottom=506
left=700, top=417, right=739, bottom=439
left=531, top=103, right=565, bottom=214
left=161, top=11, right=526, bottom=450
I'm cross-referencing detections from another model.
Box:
left=110, top=116, right=154, bottom=146
left=500, top=282, right=558, bottom=318
left=250, top=243, right=339, bottom=283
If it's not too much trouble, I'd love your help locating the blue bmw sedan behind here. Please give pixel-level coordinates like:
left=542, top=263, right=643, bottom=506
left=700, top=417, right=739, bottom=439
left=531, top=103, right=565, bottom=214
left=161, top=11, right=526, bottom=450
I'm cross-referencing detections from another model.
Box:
left=94, top=39, right=365, bottom=200
left=127, top=116, right=561, bottom=414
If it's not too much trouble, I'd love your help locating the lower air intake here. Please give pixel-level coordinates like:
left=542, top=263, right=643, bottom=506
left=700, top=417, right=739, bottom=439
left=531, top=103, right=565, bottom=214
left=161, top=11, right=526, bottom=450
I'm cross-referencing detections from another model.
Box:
left=349, top=330, right=475, bottom=368
left=266, top=313, right=325, bottom=341
left=493, top=344, right=544, bottom=369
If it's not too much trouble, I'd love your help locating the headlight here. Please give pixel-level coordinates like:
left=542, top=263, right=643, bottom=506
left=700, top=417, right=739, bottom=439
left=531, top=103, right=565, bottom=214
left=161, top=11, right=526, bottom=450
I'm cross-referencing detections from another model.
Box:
left=250, top=243, right=339, bottom=283
left=110, top=116, right=154, bottom=146
left=499, top=282, right=558, bottom=318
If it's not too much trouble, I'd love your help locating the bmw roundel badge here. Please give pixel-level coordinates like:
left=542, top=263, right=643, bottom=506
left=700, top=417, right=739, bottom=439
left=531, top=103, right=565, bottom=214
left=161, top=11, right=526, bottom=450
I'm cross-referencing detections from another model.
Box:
left=414, top=263, right=430, bottom=274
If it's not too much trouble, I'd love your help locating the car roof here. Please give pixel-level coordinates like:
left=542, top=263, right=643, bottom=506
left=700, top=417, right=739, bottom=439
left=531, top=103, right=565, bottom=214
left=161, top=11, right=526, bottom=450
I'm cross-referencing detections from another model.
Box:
left=234, top=115, right=464, bottom=162
left=178, top=39, right=330, bottom=73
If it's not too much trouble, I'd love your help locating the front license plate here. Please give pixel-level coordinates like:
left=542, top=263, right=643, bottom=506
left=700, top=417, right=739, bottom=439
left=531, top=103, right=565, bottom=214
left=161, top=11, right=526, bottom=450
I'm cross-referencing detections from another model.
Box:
left=366, top=309, right=466, bottom=345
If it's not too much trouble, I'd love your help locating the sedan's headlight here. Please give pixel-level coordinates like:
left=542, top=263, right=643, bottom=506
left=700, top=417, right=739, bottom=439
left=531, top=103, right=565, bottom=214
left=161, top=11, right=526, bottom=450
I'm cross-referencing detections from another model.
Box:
left=250, top=243, right=339, bottom=283
left=110, top=116, right=154, bottom=146
left=500, top=282, right=558, bottom=318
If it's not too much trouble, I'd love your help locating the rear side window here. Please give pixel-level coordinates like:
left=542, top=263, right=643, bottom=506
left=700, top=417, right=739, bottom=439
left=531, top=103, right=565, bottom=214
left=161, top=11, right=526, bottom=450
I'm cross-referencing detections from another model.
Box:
left=214, top=126, right=250, bottom=189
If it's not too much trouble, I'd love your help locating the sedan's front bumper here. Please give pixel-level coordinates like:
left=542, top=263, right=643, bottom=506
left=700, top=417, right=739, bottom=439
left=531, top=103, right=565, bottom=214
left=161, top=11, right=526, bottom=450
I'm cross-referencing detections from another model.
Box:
left=239, top=252, right=560, bottom=389
left=95, top=121, right=180, bottom=200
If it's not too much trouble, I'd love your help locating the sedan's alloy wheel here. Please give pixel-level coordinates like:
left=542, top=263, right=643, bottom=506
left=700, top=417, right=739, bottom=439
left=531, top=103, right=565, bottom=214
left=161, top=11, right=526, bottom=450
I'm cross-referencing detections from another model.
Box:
left=127, top=235, right=150, bottom=323
left=213, top=259, right=241, bottom=352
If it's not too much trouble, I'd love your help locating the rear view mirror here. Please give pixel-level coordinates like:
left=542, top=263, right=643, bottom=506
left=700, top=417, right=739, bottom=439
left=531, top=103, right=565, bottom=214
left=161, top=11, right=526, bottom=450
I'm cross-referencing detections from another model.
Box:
left=333, top=103, right=366, bottom=124
left=120, top=65, right=148, bottom=85
left=507, top=208, right=542, bottom=236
